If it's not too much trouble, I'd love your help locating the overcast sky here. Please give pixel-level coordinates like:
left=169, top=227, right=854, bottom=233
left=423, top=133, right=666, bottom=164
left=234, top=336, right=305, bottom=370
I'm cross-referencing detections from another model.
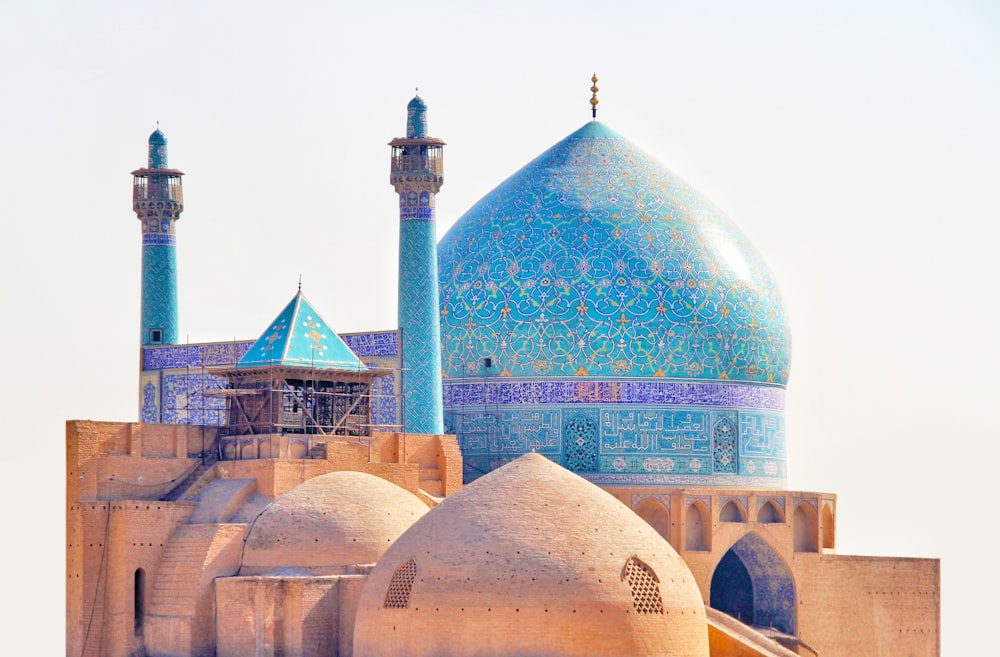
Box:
left=1, top=2, right=996, bottom=654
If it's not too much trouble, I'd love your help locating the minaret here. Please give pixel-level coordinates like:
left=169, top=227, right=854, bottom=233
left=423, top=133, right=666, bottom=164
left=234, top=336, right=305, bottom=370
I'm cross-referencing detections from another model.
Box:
left=132, top=127, right=184, bottom=346
left=390, top=94, right=445, bottom=434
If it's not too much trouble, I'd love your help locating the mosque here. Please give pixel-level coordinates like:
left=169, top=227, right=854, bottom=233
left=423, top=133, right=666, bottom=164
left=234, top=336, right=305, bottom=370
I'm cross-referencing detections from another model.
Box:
left=65, top=80, right=940, bottom=657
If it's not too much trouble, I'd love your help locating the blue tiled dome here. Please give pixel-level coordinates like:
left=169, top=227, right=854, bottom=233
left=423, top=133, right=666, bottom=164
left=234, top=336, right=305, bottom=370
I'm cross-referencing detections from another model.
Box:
left=438, top=121, right=791, bottom=385
left=438, top=120, right=790, bottom=487
left=407, top=95, right=427, bottom=110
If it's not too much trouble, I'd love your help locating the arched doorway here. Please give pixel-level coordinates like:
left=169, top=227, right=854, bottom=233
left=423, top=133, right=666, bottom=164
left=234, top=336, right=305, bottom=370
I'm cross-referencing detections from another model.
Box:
left=710, top=533, right=796, bottom=634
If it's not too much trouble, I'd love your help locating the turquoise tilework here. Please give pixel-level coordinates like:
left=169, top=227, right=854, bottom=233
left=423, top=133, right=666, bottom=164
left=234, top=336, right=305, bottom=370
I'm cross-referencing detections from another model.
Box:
left=399, top=217, right=444, bottom=433
left=141, top=243, right=178, bottom=345
left=438, top=121, right=791, bottom=384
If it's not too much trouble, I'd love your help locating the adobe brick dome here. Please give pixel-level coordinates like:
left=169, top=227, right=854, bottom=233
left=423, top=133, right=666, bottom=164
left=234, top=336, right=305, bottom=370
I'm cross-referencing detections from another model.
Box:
left=240, top=471, right=428, bottom=575
left=353, top=453, right=709, bottom=657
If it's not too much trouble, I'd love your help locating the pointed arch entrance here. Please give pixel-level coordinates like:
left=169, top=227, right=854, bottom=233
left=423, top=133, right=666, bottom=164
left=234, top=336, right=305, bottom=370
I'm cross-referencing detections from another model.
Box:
left=710, top=532, right=796, bottom=634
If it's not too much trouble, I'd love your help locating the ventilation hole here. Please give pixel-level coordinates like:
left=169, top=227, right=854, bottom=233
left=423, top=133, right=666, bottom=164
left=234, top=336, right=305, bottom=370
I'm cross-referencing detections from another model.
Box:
left=383, top=559, right=418, bottom=609
left=624, top=557, right=664, bottom=614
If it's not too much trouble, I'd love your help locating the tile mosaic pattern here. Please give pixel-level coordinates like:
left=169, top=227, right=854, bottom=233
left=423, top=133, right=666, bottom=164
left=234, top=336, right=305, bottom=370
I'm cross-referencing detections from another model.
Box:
left=443, top=379, right=784, bottom=409
left=161, top=372, right=228, bottom=425
left=165, top=377, right=221, bottom=426
left=142, top=341, right=253, bottom=370
left=141, top=243, right=178, bottom=345
left=398, top=207, right=444, bottom=433
left=140, top=373, right=160, bottom=423
left=342, top=331, right=399, bottom=357
left=450, top=400, right=785, bottom=487
left=438, top=121, right=791, bottom=384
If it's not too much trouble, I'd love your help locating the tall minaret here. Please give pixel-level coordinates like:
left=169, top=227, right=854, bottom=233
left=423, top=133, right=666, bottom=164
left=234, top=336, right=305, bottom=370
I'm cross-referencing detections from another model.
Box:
left=132, top=127, right=184, bottom=346
left=390, top=94, right=445, bottom=434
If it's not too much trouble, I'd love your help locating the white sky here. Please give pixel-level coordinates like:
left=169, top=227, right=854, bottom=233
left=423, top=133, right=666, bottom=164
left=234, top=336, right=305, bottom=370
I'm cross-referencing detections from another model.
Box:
left=1, top=2, right=996, bottom=654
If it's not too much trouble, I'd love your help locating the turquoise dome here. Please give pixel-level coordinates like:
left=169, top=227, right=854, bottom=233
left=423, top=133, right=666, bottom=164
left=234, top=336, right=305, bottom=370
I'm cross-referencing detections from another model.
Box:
left=438, top=121, right=791, bottom=384
left=148, top=128, right=167, bottom=145
left=438, top=120, right=789, bottom=487
left=407, top=95, right=427, bottom=110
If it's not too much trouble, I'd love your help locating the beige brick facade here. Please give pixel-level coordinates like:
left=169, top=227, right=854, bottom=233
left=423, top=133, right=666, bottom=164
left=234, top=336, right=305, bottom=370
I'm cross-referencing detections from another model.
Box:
left=66, top=420, right=939, bottom=657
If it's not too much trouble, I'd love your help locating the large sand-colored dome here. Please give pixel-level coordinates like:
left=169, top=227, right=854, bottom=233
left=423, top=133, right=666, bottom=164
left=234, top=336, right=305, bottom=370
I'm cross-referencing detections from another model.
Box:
left=353, top=453, right=709, bottom=657
left=240, top=471, right=428, bottom=575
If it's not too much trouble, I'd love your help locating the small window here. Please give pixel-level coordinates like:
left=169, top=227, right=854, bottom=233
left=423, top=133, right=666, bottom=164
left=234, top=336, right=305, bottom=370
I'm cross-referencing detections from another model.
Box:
left=384, top=559, right=418, bottom=609
left=623, top=557, right=663, bottom=614
left=150, top=329, right=163, bottom=344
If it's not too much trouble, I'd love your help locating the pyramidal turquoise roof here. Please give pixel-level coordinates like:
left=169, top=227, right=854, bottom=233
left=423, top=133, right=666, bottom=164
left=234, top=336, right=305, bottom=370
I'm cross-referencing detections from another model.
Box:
left=237, top=292, right=367, bottom=371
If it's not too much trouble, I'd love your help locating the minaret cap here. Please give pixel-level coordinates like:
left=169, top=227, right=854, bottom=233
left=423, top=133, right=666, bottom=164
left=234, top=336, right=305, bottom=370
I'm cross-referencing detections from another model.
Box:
left=590, top=74, right=599, bottom=120
left=407, top=90, right=428, bottom=138
left=148, top=124, right=168, bottom=168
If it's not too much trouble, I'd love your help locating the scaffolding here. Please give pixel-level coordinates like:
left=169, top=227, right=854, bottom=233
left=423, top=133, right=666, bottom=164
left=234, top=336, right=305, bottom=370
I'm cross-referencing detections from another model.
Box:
left=206, top=363, right=396, bottom=439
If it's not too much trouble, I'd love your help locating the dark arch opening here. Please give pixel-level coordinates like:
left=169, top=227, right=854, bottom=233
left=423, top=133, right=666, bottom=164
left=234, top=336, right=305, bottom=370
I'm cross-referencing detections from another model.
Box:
left=711, top=549, right=753, bottom=623
left=710, top=533, right=796, bottom=635
left=134, top=568, right=146, bottom=634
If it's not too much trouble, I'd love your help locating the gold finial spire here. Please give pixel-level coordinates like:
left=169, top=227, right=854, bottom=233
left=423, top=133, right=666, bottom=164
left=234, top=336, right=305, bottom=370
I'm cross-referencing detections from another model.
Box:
left=590, top=73, right=599, bottom=119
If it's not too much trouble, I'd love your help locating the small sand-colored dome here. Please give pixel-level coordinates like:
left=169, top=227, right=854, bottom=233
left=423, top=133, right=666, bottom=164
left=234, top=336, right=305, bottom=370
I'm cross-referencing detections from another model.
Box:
left=240, top=471, right=428, bottom=575
left=353, top=453, right=709, bottom=657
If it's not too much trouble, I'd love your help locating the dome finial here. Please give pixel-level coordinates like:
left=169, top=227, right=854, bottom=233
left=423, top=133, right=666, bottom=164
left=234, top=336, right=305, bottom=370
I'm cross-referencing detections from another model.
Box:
left=590, top=74, right=600, bottom=120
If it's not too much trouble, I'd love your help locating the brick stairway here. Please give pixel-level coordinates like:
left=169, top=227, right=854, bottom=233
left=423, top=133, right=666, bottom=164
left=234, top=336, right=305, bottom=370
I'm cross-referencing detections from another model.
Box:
left=148, top=524, right=246, bottom=617
left=419, top=465, right=445, bottom=499
left=163, top=453, right=217, bottom=502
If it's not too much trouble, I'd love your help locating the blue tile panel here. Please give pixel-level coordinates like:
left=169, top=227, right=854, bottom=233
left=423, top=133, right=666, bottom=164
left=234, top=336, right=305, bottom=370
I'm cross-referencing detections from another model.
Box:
left=437, top=121, right=791, bottom=384
left=365, top=361, right=398, bottom=428
left=141, top=243, right=179, bottom=345
left=237, top=292, right=367, bottom=370
left=442, top=379, right=784, bottom=409
left=444, top=381, right=785, bottom=487
left=342, top=331, right=399, bottom=357
left=160, top=372, right=228, bottom=425
left=142, top=341, right=254, bottom=370
left=399, top=214, right=444, bottom=433
left=139, top=372, right=161, bottom=423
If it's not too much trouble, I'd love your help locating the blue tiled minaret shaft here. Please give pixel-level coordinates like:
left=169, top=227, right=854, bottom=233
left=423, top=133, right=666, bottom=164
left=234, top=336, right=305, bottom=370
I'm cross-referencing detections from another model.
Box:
left=390, top=96, right=445, bottom=434
left=132, top=128, right=184, bottom=346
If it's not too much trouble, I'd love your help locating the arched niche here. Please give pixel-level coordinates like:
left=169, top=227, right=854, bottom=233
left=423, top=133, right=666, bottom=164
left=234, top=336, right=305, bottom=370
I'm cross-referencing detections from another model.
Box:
left=720, top=499, right=746, bottom=522
left=633, top=497, right=670, bottom=541
left=685, top=500, right=710, bottom=551
left=822, top=504, right=836, bottom=549
left=710, top=532, right=796, bottom=634
left=757, top=499, right=785, bottom=524
left=793, top=503, right=818, bottom=552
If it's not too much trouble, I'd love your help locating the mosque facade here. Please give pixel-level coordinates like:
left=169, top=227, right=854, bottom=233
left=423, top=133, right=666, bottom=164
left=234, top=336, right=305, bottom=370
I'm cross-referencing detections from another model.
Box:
left=66, top=86, right=939, bottom=657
